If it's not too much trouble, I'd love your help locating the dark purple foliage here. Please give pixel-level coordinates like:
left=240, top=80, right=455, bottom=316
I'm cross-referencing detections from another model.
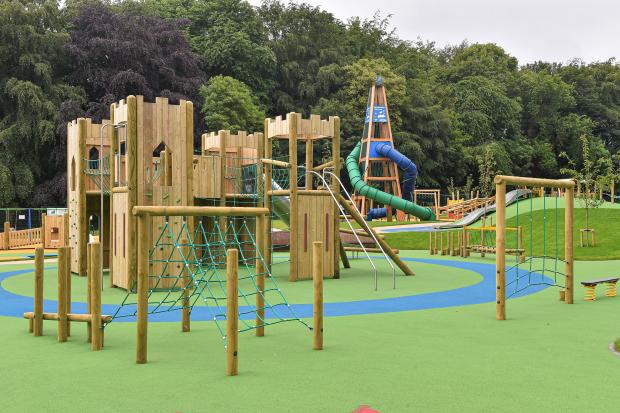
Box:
left=65, top=2, right=206, bottom=113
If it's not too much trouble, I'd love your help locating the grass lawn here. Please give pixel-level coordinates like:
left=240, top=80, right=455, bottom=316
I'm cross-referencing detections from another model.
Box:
left=356, top=200, right=620, bottom=260
left=1, top=251, right=619, bottom=412
left=506, top=207, right=620, bottom=260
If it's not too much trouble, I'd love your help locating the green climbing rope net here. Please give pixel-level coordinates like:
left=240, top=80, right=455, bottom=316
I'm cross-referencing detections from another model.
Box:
left=506, top=190, right=566, bottom=297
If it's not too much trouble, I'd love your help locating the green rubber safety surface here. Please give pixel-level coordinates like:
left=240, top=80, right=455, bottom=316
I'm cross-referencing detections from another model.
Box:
left=1, top=254, right=619, bottom=412
left=1, top=251, right=483, bottom=306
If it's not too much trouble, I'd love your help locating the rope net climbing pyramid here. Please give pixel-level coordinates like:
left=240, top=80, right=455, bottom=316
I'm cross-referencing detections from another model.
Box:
left=106, top=217, right=308, bottom=346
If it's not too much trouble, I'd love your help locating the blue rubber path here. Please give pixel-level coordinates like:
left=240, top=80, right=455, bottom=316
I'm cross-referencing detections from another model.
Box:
left=0, top=258, right=551, bottom=322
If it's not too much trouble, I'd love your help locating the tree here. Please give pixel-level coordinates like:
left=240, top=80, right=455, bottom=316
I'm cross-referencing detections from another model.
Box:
left=65, top=1, right=206, bottom=119
left=442, top=43, right=519, bottom=84
left=560, top=135, right=609, bottom=245
left=258, top=0, right=352, bottom=114
left=199, top=76, right=265, bottom=133
left=0, top=0, right=83, bottom=206
left=138, top=0, right=276, bottom=97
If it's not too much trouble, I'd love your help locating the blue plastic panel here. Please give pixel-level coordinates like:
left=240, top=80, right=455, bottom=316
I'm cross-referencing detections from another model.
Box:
left=364, top=105, right=388, bottom=123
left=368, top=141, right=392, bottom=158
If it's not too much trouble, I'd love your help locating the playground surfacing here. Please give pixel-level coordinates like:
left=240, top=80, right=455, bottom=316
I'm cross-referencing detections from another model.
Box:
left=1, top=250, right=619, bottom=412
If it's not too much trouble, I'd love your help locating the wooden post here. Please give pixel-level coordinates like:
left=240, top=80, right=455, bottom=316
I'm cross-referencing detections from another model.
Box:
left=288, top=113, right=298, bottom=281
left=313, top=241, right=323, bottom=350
left=263, top=121, right=272, bottom=272
left=41, top=213, right=46, bottom=248
left=305, top=137, right=313, bottom=190
left=63, top=213, right=70, bottom=247
left=331, top=116, right=341, bottom=278
left=428, top=232, right=433, bottom=255
left=109, top=103, right=116, bottom=288
left=3, top=221, right=9, bottom=250
left=181, top=237, right=191, bottom=332
left=86, top=243, right=92, bottom=343
left=226, top=249, right=239, bottom=376
left=256, top=214, right=265, bottom=337
left=57, top=246, right=70, bottom=342
left=90, top=242, right=103, bottom=351
left=495, top=179, right=507, bottom=320
left=136, top=214, right=149, bottom=364
left=33, top=247, right=44, bottom=336
left=126, top=96, right=138, bottom=287
left=611, top=181, right=615, bottom=205
left=256, top=133, right=266, bottom=336
left=219, top=130, right=229, bottom=247
left=565, top=185, right=574, bottom=304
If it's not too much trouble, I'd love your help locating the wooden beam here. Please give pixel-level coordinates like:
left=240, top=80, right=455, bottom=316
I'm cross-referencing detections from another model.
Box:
left=133, top=206, right=270, bottom=217
left=494, top=175, right=575, bottom=189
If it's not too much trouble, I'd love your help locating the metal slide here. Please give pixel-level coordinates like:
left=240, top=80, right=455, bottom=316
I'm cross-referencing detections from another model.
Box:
left=437, top=189, right=531, bottom=230
left=346, top=141, right=435, bottom=221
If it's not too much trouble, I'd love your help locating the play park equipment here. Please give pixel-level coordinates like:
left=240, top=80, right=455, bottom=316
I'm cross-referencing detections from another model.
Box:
left=494, top=175, right=575, bottom=320
left=580, top=277, right=618, bottom=301
left=349, top=77, right=434, bottom=222
left=365, top=143, right=419, bottom=220
left=57, top=96, right=415, bottom=375
left=346, top=141, right=435, bottom=221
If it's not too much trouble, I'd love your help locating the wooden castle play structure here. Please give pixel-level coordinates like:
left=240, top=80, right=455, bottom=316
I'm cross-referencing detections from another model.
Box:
left=65, top=96, right=410, bottom=290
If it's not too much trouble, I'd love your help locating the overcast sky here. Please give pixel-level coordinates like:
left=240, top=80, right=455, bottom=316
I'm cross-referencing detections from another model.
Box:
left=249, top=0, right=619, bottom=64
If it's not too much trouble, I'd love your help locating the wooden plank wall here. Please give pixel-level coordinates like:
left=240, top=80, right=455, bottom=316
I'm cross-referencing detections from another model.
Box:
left=296, top=194, right=335, bottom=280
left=193, top=156, right=221, bottom=198
left=111, top=96, right=193, bottom=290
left=111, top=191, right=128, bottom=288
left=43, top=215, right=67, bottom=249
left=67, top=120, right=83, bottom=274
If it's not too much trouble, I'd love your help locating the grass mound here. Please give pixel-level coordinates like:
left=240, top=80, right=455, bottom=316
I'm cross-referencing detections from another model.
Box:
left=615, top=338, right=620, bottom=353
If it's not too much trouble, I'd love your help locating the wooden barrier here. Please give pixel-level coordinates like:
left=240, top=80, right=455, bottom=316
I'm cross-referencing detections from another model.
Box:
left=313, top=241, right=323, bottom=350
left=226, top=249, right=239, bottom=376
left=1, top=216, right=67, bottom=250
left=24, top=245, right=107, bottom=348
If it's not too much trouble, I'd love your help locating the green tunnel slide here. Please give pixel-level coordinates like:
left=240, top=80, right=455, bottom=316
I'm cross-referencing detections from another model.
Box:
left=346, top=141, right=436, bottom=221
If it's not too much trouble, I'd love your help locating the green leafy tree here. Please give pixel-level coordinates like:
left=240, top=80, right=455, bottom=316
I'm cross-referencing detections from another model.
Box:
left=139, top=0, right=275, bottom=96
left=0, top=0, right=82, bottom=206
left=199, top=76, right=265, bottom=132
left=561, top=135, right=609, bottom=244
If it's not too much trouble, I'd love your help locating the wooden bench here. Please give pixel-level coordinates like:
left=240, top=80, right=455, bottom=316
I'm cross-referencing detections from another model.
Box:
left=580, top=277, right=618, bottom=301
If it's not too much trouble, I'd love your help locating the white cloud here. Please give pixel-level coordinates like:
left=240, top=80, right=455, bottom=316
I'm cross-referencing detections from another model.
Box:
left=249, top=0, right=619, bottom=64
